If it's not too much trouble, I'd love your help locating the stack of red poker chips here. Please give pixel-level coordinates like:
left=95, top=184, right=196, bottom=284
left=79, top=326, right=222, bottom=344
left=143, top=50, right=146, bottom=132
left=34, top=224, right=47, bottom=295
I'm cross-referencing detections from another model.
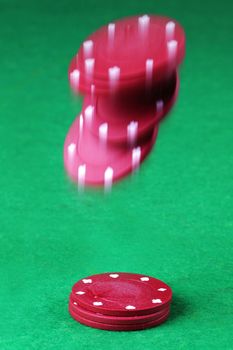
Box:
left=69, top=273, right=172, bottom=331
left=64, top=15, right=185, bottom=188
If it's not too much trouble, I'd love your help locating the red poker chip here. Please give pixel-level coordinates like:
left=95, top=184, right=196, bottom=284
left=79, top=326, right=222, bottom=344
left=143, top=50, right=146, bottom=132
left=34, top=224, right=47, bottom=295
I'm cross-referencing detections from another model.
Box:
left=63, top=114, right=158, bottom=186
left=65, top=15, right=185, bottom=187
left=69, top=15, right=185, bottom=94
left=71, top=273, right=172, bottom=316
left=69, top=296, right=170, bottom=325
left=86, top=72, right=179, bottom=145
left=69, top=305, right=170, bottom=331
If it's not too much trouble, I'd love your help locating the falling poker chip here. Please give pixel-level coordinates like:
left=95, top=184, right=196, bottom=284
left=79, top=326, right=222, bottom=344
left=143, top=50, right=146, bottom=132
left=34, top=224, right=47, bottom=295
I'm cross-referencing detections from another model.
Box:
left=85, top=71, right=179, bottom=145
left=64, top=14, right=186, bottom=188
left=63, top=113, right=158, bottom=186
left=70, top=273, right=172, bottom=316
left=69, top=15, right=185, bottom=94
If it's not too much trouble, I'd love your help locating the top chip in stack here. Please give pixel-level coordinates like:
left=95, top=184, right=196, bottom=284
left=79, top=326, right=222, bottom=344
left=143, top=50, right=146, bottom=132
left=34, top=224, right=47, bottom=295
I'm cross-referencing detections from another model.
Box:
left=64, top=15, right=185, bottom=188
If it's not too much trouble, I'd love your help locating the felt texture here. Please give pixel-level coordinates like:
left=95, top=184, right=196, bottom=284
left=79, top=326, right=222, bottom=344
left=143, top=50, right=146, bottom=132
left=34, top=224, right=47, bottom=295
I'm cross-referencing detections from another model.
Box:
left=0, top=0, right=232, bottom=349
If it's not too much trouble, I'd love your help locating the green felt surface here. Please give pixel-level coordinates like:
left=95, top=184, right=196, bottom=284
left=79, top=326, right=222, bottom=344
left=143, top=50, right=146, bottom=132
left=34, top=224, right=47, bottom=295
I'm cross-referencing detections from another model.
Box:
left=0, top=0, right=233, bottom=349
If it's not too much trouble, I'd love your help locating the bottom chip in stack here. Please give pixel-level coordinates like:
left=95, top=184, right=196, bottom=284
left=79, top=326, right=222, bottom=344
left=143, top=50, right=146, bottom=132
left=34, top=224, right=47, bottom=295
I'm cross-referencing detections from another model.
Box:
left=69, top=304, right=170, bottom=331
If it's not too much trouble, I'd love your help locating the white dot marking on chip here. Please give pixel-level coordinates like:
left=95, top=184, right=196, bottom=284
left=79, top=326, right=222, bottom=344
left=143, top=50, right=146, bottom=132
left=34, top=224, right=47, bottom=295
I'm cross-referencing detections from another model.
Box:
left=140, top=277, right=150, bottom=281
left=146, top=59, right=154, bottom=86
left=75, top=291, right=86, bottom=295
left=78, top=164, right=86, bottom=187
left=138, top=15, right=150, bottom=33
left=84, top=105, right=94, bottom=125
left=152, top=299, right=162, bottom=304
left=104, top=167, right=114, bottom=191
left=82, top=278, right=92, bottom=284
left=73, top=302, right=78, bottom=305
left=132, top=147, right=141, bottom=171
left=166, top=21, right=176, bottom=40
left=70, top=69, right=80, bottom=89
left=108, top=23, right=116, bottom=42
left=68, top=143, right=76, bottom=156
left=93, top=301, right=103, bottom=306
left=167, top=40, right=178, bottom=60
left=79, top=114, right=84, bottom=134
left=127, top=121, right=138, bottom=145
left=108, top=66, right=120, bottom=90
left=99, top=123, right=108, bottom=143
left=157, top=288, right=167, bottom=292
left=109, top=274, right=119, bottom=278
left=125, top=305, right=136, bottom=310
left=85, top=58, right=95, bottom=77
left=83, top=40, right=94, bottom=57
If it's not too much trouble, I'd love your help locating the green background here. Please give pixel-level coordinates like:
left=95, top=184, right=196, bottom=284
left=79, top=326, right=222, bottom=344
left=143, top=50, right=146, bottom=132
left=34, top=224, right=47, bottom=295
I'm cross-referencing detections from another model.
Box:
left=0, top=0, right=233, bottom=349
